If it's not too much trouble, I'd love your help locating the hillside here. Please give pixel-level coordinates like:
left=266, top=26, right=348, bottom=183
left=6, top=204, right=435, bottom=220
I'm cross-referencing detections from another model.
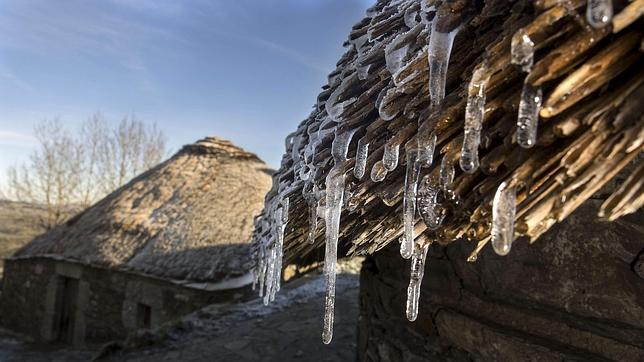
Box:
left=0, top=200, right=48, bottom=277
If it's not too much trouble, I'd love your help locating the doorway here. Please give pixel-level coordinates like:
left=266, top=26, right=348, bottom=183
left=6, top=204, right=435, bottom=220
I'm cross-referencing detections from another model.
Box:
left=52, top=276, right=80, bottom=343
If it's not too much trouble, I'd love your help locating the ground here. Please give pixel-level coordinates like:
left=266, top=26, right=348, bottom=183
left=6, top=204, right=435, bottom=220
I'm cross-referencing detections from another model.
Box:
left=0, top=270, right=360, bottom=361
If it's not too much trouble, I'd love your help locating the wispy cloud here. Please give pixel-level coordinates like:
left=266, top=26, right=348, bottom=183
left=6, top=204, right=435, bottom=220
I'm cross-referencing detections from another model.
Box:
left=0, top=130, right=37, bottom=147
left=0, top=70, right=34, bottom=92
left=240, top=35, right=330, bottom=74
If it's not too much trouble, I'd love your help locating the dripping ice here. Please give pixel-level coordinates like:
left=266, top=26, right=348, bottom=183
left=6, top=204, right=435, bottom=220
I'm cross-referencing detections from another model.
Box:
left=460, top=62, right=491, bottom=173
left=517, top=81, right=542, bottom=148
left=383, top=142, right=400, bottom=171
left=354, top=137, right=369, bottom=180
left=492, top=181, right=516, bottom=256
left=406, top=242, right=429, bottom=322
left=511, top=29, right=534, bottom=73
left=586, top=0, right=613, bottom=29
left=511, top=28, right=542, bottom=149
left=427, top=21, right=459, bottom=109
left=322, top=129, right=356, bottom=344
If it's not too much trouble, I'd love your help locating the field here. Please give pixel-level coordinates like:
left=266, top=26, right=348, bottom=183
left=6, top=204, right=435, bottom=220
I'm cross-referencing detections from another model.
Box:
left=0, top=200, right=48, bottom=276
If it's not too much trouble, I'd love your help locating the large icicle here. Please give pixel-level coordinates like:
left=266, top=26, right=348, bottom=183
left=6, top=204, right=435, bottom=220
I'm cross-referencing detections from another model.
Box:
left=406, top=242, right=430, bottom=322
left=491, top=181, right=517, bottom=256
left=517, top=81, right=543, bottom=148
left=460, top=62, right=491, bottom=173
left=511, top=29, right=534, bottom=73
left=401, top=146, right=421, bottom=259
left=427, top=21, right=459, bottom=108
left=586, top=0, right=613, bottom=28
left=322, top=129, right=356, bottom=345
left=354, top=137, right=369, bottom=180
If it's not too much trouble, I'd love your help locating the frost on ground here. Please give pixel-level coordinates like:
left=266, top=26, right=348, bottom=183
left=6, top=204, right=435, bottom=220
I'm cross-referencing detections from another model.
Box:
left=101, top=265, right=362, bottom=362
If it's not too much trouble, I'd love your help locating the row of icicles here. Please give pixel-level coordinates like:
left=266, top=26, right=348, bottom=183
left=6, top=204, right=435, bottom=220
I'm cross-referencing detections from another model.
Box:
left=252, top=0, right=615, bottom=344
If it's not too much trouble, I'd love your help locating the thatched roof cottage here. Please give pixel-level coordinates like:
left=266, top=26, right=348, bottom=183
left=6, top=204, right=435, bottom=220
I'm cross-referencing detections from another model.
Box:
left=1, top=137, right=273, bottom=345
left=252, top=0, right=643, bottom=360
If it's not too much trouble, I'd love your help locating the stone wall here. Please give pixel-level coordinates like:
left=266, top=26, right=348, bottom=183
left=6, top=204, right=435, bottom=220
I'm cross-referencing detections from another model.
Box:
left=358, top=200, right=644, bottom=361
left=0, top=258, right=250, bottom=345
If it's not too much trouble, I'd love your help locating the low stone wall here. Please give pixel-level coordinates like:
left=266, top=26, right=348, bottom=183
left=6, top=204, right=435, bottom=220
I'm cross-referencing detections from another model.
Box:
left=358, top=200, right=644, bottom=361
left=0, top=258, right=250, bottom=345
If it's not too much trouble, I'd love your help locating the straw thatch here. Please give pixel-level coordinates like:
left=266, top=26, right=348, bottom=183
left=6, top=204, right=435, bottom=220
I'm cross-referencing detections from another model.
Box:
left=253, top=0, right=643, bottom=267
left=13, top=137, right=273, bottom=282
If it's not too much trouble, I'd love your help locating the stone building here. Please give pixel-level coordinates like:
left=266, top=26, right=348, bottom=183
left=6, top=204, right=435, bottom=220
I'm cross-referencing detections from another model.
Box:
left=0, top=137, right=273, bottom=345
left=250, top=0, right=643, bottom=360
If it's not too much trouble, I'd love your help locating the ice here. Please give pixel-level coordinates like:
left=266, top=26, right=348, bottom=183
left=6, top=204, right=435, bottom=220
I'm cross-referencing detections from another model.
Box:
left=439, top=156, right=455, bottom=191
left=322, top=129, right=356, bottom=344
left=491, top=181, right=516, bottom=256
left=417, top=125, right=437, bottom=168
left=370, top=160, right=388, bottom=182
left=427, top=21, right=459, bottom=109
left=406, top=242, right=429, bottom=322
left=404, top=7, right=419, bottom=28
left=586, top=0, right=613, bottom=28
left=354, top=137, right=370, bottom=180
left=516, top=81, right=542, bottom=148
left=401, top=147, right=421, bottom=259
left=385, top=24, right=422, bottom=79
left=511, top=29, right=534, bottom=73
left=378, top=86, right=401, bottom=121
left=417, top=174, right=444, bottom=229
left=326, top=75, right=358, bottom=123
left=385, top=43, right=410, bottom=78
left=460, top=62, right=491, bottom=173
left=356, top=63, right=371, bottom=80
left=303, top=179, right=325, bottom=244
left=383, top=142, right=400, bottom=171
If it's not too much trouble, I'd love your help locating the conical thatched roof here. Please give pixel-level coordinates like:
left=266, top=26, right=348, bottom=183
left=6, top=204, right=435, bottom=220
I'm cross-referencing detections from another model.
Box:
left=252, top=0, right=642, bottom=341
left=13, top=137, right=273, bottom=284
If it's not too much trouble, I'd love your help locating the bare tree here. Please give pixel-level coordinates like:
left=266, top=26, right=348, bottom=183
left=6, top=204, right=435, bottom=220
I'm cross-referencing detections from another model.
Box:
left=5, top=114, right=167, bottom=228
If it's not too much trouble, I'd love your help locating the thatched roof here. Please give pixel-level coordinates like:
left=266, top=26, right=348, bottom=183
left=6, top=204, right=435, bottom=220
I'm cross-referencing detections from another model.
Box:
left=252, top=0, right=642, bottom=342
left=13, top=137, right=273, bottom=284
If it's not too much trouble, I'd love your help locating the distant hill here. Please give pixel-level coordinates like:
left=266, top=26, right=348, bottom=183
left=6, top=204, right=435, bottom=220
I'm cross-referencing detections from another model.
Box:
left=0, top=200, right=48, bottom=277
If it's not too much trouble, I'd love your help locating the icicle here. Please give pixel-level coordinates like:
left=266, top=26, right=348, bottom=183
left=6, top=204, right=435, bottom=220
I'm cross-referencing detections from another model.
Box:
left=326, top=75, right=357, bottom=123
left=491, top=181, right=517, bottom=256
left=586, top=0, right=613, bottom=28
left=371, top=161, right=388, bottom=182
left=383, top=143, right=400, bottom=171
left=303, top=181, right=321, bottom=244
left=401, top=147, right=421, bottom=259
left=406, top=242, right=429, bottom=322
left=356, top=63, right=371, bottom=80
left=263, top=244, right=276, bottom=305
left=516, top=81, right=542, bottom=148
left=404, top=8, right=419, bottom=28
left=354, top=138, right=369, bottom=180
left=417, top=126, right=437, bottom=168
left=322, top=129, right=356, bottom=345
left=377, top=86, right=401, bottom=121
left=417, top=174, right=444, bottom=229
left=460, top=62, right=491, bottom=173
left=511, top=29, right=534, bottom=73
left=385, top=43, right=410, bottom=78
left=427, top=21, right=459, bottom=109
left=439, top=156, right=455, bottom=191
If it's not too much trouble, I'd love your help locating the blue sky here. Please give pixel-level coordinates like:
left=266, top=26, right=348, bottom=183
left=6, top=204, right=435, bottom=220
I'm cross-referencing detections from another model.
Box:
left=0, top=0, right=374, bottom=181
